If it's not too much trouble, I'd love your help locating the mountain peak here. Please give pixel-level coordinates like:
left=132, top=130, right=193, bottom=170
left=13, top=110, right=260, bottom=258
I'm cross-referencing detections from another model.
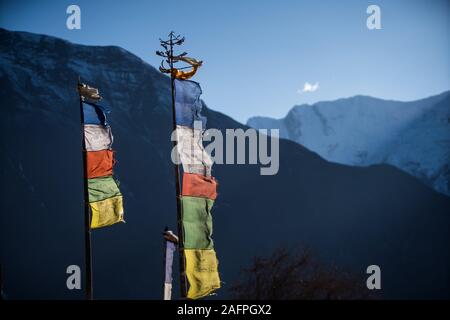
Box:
left=0, top=27, right=156, bottom=75
left=247, top=91, right=450, bottom=196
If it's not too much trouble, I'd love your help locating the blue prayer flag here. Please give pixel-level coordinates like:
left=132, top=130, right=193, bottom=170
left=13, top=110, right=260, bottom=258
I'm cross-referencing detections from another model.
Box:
left=174, top=79, right=206, bottom=129
left=165, top=241, right=176, bottom=284
left=82, top=101, right=109, bottom=126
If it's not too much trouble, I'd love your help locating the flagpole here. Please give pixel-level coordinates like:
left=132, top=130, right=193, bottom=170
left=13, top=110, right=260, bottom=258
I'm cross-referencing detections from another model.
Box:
left=162, top=227, right=168, bottom=300
left=167, top=32, right=188, bottom=299
left=77, top=77, right=93, bottom=300
left=0, top=264, right=4, bottom=300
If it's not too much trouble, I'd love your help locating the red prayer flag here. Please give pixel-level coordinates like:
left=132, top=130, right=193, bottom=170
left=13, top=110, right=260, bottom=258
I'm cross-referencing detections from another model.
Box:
left=86, top=150, right=114, bottom=178
left=182, top=172, right=217, bottom=200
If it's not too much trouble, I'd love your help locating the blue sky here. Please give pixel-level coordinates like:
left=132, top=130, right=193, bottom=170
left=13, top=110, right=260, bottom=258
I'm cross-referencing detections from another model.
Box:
left=1, top=0, right=449, bottom=122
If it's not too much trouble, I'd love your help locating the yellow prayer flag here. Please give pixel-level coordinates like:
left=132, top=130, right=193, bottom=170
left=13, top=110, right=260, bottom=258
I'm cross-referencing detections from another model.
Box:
left=185, top=249, right=221, bottom=299
left=90, top=195, right=124, bottom=229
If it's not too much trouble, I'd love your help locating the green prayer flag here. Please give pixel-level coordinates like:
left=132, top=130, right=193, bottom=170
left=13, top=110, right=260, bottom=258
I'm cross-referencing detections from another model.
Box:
left=88, top=176, right=121, bottom=203
left=182, top=196, right=214, bottom=249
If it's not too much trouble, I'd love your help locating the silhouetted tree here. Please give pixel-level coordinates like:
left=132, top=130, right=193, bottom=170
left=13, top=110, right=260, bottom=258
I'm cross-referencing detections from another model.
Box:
left=230, top=247, right=374, bottom=300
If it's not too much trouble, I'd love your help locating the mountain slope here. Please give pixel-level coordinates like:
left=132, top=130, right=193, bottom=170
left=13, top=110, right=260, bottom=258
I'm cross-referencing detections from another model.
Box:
left=247, top=93, right=450, bottom=195
left=1, top=28, right=449, bottom=299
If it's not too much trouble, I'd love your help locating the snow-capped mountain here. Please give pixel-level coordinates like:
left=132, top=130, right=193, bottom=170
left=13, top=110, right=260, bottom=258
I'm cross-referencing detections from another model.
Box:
left=247, top=93, right=450, bottom=195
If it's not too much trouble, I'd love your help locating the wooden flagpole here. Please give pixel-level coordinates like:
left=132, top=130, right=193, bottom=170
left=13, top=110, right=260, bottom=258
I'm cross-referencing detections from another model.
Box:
left=77, top=77, right=93, bottom=300
left=157, top=32, right=188, bottom=299
left=162, top=227, right=168, bottom=300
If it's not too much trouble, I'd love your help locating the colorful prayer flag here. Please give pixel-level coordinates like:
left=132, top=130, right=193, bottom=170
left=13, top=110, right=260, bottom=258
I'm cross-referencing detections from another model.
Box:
left=80, top=83, right=124, bottom=230
left=182, top=196, right=214, bottom=249
left=87, top=176, right=121, bottom=203
left=84, top=124, right=113, bottom=151
left=182, top=173, right=217, bottom=200
left=86, top=150, right=114, bottom=179
left=175, top=125, right=213, bottom=176
left=82, top=101, right=109, bottom=126
left=174, top=79, right=206, bottom=129
left=185, top=249, right=221, bottom=299
left=164, top=240, right=176, bottom=300
left=90, top=195, right=124, bottom=229
left=164, top=55, right=220, bottom=298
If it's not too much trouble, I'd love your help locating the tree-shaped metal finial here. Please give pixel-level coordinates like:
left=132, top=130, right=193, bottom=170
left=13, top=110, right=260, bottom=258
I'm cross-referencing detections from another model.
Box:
left=156, top=32, right=187, bottom=72
left=157, top=32, right=203, bottom=80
